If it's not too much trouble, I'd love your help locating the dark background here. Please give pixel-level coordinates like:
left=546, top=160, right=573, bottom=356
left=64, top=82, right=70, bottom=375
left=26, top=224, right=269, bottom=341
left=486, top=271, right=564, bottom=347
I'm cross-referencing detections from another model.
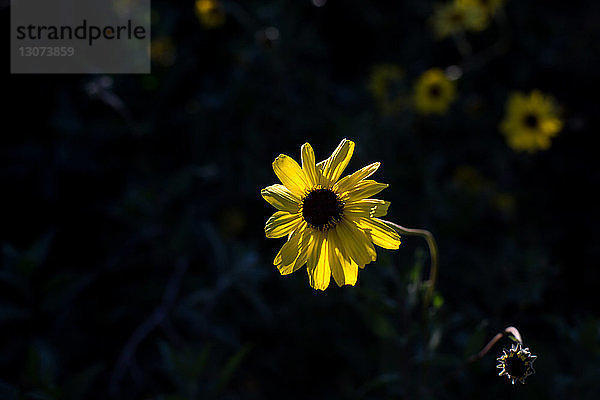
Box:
left=2, top=0, right=599, bottom=399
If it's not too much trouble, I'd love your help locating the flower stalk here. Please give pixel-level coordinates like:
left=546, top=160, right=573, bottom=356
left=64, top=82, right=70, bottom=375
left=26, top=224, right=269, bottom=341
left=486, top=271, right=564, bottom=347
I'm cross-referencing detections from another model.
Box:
left=386, top=221, right=439, bottom=310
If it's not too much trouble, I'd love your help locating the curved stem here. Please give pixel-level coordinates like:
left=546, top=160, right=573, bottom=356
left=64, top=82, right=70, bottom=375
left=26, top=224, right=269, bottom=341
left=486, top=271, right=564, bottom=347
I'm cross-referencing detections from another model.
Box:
left=386, top=221, right=439, bottom=310
left=467, top=326, right=523, bottom=363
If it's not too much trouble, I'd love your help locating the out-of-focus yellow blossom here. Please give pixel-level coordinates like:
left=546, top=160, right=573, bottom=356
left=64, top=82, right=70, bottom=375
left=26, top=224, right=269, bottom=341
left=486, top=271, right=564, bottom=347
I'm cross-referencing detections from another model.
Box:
left=469, top=0, right=506, bottom=16
left=150, top=37, right=176, bottom=67
left=493, top=192, right=516, bottom=215
left=195, top=0, right=225, bottom=29
left=367, top=64, right=408, bottom=115
left=452, top=165, right=516, bottom=216
left=452, top=165, right=490, bottom=195
left=430, top=0, right=489, bottom=39
left=500, top=90, right=563, bottom=153
left=413, top=68, right=457, bottom=115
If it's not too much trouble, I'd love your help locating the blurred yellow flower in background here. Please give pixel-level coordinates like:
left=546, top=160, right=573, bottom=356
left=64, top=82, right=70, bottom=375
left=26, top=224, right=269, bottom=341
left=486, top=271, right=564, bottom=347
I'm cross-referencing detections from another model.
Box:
left=195, top=0, right=225, bottom=29
left=430, top=0, right=489, bottom=39
left=261, top=139, right=401, bottom=291
left=452, top=165, right=490, bottom=195
left=470, top=0, right=506, bottom=16
left=500, top=90, right=563, bottom=153
left=452, top=165, right=516, bottom=216
left=150, top=37, right=176, bottom=67
left=413, top=68, right=457, bottom=115
left=367, top=64, right=408, bottom=115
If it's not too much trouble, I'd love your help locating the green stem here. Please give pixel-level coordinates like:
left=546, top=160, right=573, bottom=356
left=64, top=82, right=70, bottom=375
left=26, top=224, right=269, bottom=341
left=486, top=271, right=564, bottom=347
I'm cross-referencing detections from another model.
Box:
left=386, top=221, right=439, bottom=310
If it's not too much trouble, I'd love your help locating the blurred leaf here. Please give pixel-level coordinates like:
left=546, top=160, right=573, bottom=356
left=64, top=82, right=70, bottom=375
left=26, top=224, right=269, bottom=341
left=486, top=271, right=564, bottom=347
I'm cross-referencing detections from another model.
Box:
left=23, top=390, right=58, bottom=400
left=63, top=363, right=103, bottom=400
left=0, top=302, right=30, bottom=325
left=216, top=343, right=253, bottom=392
left=0, top=380, right=18, bottom=400
left=159, top=340, right=212, bottom=391
left=355, top=372, right=402, bottom=398
left=19, top=231, right=56, bottom=276
left=25, top=340, right=58, bottom=388
left=579, top=318, right=600, bottom=355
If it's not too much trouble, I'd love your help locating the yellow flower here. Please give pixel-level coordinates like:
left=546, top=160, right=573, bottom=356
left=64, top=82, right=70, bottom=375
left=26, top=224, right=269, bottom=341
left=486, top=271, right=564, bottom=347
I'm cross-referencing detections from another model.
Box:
left=413, top=68, right=457, bottom=115
left=261, top=139, right=401, bottom=290
left=367, top=64, right=408, bottom=115
left=430, top=0, right=489, bottom=39
left=470, top=0, right=506, bottom=16
left=195, top=0, right=225, bottom=29
left=500, top=90, right=563, bottom=153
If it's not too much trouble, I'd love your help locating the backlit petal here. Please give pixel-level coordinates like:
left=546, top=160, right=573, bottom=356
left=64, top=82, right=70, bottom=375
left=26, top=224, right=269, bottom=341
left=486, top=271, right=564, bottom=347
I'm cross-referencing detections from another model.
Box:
left=340, top=256, right=359, bottom=283
left=307, top=233, right=331, bottom=290
left=343, top=199, right=390, bottom=218
left=357, top=218, right=401, bottom=249
left=333, top=162, right=380, bottom=194
left=328, top=229, right=359, bottom=286
left=322, top=139, right=355, bottom=186
left=273, top=225, right=302, bottom=267
left=275, top=222, right=311, bottom=275
left=288, top=226, right=313, bottom=274
left=261, top=184, right=301, bottom=212
left=265, top=211, right=302, bottom=238
left=301, top=143, right=321, bottom=187
left=341, top=180, right=389, bottom=202
left=272, top=154, right=310, bottom=197
left=336, top=219, right=376, bottom=266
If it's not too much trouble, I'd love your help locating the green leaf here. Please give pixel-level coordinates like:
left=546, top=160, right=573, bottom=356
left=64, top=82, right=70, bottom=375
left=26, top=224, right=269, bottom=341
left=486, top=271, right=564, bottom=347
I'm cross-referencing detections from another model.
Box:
left=216, top=343, right=253, bottom=392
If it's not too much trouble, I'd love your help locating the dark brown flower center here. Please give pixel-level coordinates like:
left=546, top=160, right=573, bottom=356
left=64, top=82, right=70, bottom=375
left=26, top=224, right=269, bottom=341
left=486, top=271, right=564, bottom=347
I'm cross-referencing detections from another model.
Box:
left=450, top=11, right=464, bottom=24
left=302, top=188, right=344, bottom=230
left=428, top=84, right=442, bottom=98
left=523, top=113, right=539, bottom=128
left=505, top=356, right=527, bottom=378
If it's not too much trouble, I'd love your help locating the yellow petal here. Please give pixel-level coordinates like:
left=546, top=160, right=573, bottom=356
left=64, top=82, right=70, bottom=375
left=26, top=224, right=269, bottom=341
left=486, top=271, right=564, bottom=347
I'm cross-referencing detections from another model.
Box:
left=342, top=180, right=389, bottom=202
left=275, top=222, right=311, bottom=275
left=316, top=159, right=326, bottom=172
left=288, top=227, right=313, bottom=274
left=333, top=162, right=380, bottom=195
left=328, top=229, right=358, bottom=286
left=306, top=233, right=331, bottom=290
left=301, top=143, right=321, bottom=187
left=357, top=218, right=401, bottom=249
left=265, top=211, right=302, bottom=238
left=336, top=219, right=376, bottom=266
left=272, top=154, right=310, bottom=197
left=261, top=184, right=301, bottom=212
left=273, top=225, right=302, bottom=267
left=322, top=139, right=355, bottom=187
left=340, top=256, right=359, bottom=283
left=343, top=199, right=390, bottom=218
